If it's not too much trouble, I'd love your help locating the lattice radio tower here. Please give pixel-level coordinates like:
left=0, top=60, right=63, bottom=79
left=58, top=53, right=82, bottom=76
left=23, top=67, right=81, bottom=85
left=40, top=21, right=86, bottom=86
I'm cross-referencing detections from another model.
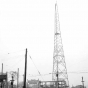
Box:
left=52, top=3, right=69, bottom=87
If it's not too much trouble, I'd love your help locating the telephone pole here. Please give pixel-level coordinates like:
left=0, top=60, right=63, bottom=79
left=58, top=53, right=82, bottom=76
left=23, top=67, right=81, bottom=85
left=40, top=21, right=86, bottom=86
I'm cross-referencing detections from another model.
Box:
left=1, top=63, right=3, bottom=88
left=23, top=48, right=27, bottom=88
left=17, top=68, right=19, bottom=88
left=81, top=76, right=84, bottom=88
left=10, top=75, right=14, bottom=88
left=2, top=63, right=3, bottom=74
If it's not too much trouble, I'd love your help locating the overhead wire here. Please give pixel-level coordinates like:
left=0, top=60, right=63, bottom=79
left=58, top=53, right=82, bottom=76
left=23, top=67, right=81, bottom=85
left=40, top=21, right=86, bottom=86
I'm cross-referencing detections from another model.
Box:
left=5, top=49, right=25, bottom=71
left=16, top=73, right=51, bottom=77
left=67, top=71, right=88, bottom=74
left=28, top=52, right=44, bottom=81
left=8, top=49, right=25, bottom=54
left=6, top=56, right=25, bottom=71
left=26, top=71, right=88, bottom=77
left=2, top=49, right=25, bottom=63
left=5, top=48, right=88, bottom=79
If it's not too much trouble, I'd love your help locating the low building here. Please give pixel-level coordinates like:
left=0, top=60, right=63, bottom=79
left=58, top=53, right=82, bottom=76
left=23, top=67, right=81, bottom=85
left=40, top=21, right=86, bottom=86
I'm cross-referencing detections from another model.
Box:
left=27, top=79, right=40, bottom=88
left=71, top=85, right=86, bottom=88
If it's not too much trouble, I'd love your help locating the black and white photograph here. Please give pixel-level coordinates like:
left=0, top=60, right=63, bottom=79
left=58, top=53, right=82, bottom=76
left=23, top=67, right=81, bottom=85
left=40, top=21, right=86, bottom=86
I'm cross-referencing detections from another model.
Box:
left=0, top=0, right=88, bottom=88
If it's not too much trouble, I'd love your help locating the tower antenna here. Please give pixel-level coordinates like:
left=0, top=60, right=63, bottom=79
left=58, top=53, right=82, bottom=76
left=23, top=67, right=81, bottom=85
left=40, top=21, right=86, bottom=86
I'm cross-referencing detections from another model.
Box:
left=52, top=2, right=69, bottom=88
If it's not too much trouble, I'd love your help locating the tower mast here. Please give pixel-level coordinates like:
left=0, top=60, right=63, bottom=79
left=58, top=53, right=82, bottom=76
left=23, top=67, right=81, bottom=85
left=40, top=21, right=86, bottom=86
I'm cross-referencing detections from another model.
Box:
left=52, top=3, right=69, bottom=87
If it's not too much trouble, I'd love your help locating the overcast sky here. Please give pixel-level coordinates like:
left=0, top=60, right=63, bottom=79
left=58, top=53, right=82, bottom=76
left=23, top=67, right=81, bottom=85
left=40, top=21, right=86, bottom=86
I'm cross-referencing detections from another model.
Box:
left=0, top=0, right=88, bottom=87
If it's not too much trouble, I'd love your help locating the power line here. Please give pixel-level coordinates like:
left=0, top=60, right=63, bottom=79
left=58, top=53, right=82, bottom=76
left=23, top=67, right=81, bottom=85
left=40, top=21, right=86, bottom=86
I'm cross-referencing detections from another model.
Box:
left=27, top=72, right=88, bottom=77
left=67, top=71, right=88, bottom=74
left=15, top=71, right=88, bottom=78
left=5, top=55, right=25, bottom=71
left=28, top=52, right=44, bottom=81
left=2, top=49, right=25, bottom=63
left=8, top=49, right=25, bottom=54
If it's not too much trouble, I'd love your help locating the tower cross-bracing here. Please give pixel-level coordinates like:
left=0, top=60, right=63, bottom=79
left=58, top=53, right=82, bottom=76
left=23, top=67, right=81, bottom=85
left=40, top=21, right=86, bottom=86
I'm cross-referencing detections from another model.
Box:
left=52, top=3, right=69, bottom=87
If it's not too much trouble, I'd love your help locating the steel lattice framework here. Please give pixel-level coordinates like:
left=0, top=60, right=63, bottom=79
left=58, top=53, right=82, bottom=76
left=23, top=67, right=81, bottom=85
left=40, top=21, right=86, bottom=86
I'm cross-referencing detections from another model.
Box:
left=52, top=3, right=69, bottom=87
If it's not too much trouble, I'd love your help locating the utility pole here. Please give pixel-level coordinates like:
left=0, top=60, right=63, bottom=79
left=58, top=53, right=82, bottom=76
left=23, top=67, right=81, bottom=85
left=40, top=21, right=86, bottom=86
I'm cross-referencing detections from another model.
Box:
left=56, top=71, right=59, bottom=88
left=1, top=63, right=3, bottom=88
left=10, top=75, right=14, bottom=88
left=6, top=72, right=8, bottom=88
left=81, top=76, right=84, bottom=88
left=23, top=48, right=27, bottom=88
left=17, top=68, right=19, bottom=88
left=2, top=63, right=3, bottom=74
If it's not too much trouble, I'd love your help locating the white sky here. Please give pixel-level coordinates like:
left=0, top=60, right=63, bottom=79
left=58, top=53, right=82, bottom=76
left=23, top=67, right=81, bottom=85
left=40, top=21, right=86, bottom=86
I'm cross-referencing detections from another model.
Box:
left=0, top=0, right=88, bottom=87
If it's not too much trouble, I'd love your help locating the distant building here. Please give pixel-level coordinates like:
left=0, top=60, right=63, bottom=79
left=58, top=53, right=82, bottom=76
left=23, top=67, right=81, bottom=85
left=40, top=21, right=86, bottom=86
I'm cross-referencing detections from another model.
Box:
left=27, top=79, right=40, bottom=88
left=71, top=85, right=86, bottom=88
left=28, top=79, right=39, bottom=84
